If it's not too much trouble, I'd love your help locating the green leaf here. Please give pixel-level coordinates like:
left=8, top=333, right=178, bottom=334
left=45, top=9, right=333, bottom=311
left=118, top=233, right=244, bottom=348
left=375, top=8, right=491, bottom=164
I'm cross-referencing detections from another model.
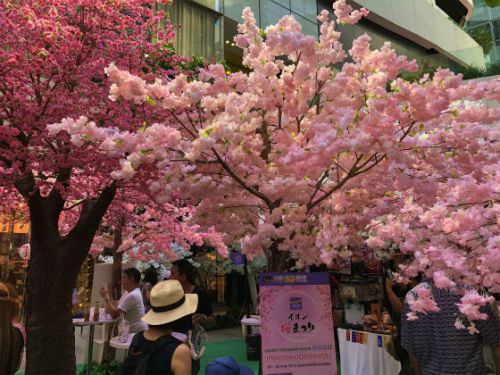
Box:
left=145, top=95, right=156, bottom=106
left=201, top=127, right=214, bottom=138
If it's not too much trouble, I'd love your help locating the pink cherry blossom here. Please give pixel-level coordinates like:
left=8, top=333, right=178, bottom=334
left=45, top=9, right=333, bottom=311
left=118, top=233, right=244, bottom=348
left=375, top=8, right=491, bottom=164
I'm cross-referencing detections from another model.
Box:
left=454, top=318, right=466, bottom=330
left=0, top=2, right=227, bottom=372
left=36, top=0, right=500, bottom=327
left=333, top=0, right=369, bottom=25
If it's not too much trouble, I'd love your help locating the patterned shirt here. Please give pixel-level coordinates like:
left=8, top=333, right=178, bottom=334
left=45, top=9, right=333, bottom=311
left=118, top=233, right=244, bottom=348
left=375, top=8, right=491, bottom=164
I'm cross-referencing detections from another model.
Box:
left=401, top=282, right=500, bottom=375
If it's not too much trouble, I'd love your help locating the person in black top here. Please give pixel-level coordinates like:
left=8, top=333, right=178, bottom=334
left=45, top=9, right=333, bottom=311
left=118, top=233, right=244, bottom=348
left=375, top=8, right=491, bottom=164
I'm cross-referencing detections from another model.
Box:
left=121, top=280, right=197, bottom=375
left=169, top=259, right=215, bottom=374
left=384, top=255, right=419, bottom=375
left=0, top=282, right=24, bottom=375
left=142, top=266, right=159, bottom=313
left=169, top=259, right=216, bottom=332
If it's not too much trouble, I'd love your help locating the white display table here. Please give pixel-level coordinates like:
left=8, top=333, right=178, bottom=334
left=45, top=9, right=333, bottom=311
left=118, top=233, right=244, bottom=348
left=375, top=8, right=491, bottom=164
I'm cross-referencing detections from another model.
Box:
left=73, top=318, right=116, bottom=375
left=241, top=315, right=261, bottom=335
left=110, top=333, right=136, bottom=350
left=337, top=328, right=401, bottom=375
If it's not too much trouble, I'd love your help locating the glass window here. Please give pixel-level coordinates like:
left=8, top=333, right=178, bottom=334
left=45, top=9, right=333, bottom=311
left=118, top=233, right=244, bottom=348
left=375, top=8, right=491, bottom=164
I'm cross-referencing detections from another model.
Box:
left=271, top=0, right=291, bottom=8
left=291, top=0, right=318, bottom=22
left=163, top=1, right=222, bottom=58
left=261, top=0, right=291, bottom=28
left=191, top=0, right=217, bottom=11
left=493, top=20, right=500, bottom=39
left=294, top=13, right=318, bottom=38
left=225, top=0, right=260, bottom=24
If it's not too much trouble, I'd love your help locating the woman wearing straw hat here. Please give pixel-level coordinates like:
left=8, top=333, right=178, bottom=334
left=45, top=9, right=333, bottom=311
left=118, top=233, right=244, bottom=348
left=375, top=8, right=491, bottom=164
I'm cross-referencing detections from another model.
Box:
left=119, top=279, right=198, bottom=375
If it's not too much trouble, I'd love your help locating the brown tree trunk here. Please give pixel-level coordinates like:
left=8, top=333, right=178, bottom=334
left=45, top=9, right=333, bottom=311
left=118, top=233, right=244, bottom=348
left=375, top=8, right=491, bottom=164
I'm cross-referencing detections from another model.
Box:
left=268, top=240, right=288, bottom=272
left=112, top=217, right=124, bottom=300
left=25, top=233, right=85, bottom=374
left=23, top=183, right=116, bottom=375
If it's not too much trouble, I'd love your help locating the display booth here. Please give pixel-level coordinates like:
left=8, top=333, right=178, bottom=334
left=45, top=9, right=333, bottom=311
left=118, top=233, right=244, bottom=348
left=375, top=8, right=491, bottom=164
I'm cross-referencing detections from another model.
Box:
left=330, top=254, right=401, bottom=375
left=337, top=328, right=401, bottom=375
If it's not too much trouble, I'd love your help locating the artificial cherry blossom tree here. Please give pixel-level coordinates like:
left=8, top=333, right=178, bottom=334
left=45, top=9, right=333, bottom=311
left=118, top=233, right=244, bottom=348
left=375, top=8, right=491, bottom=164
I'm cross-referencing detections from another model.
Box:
left=56, top=0, right=499, bottom=326
left=0, top=1, right=226, bottom=373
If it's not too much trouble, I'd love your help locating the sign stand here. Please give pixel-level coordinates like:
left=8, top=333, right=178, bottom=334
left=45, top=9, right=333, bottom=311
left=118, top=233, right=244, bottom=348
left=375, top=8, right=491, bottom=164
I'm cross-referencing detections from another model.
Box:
left=259, top=272, right=337, bottom=375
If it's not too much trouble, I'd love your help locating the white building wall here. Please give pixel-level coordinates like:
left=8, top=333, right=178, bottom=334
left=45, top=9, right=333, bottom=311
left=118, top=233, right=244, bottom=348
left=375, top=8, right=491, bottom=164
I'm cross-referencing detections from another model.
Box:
left=354, top=0, right=486, bottom=68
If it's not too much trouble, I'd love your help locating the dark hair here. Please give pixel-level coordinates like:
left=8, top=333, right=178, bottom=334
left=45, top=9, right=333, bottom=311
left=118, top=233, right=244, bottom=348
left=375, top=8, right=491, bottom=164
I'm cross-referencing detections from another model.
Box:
left=143, top=267, right=159, bottom=286
left=123, top=268, right=141, bottom=284
left=1, top=282, right=21, bottom=375
left=148, top=321, right=175, bottom=330
left=172, top=259, right=197, bottom=285
left=148, top=314, right=191, bottom=332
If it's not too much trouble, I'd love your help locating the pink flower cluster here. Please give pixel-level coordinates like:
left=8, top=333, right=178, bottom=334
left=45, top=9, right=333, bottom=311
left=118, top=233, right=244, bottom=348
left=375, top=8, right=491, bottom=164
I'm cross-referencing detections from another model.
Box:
left=457, top=290, right=494, bottom=321
left=405, top=286, right=440, bottom=320
left=332, top=0, right=369, bottom=25
left=40, top=0, right=499, bottom=314
left=0, top=0, right=229, bottom=275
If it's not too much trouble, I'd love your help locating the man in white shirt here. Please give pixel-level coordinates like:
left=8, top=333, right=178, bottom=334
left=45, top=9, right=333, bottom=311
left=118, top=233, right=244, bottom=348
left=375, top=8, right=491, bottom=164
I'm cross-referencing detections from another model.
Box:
left=100, top=268, right=148, bottom=333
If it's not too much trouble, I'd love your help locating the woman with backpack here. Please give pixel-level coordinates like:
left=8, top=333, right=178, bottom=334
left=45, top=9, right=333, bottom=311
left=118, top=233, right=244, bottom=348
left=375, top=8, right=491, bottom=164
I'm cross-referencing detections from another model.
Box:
left=0, top=282, right=24, bottom=375
left=118, top=279, right=197, bottom=375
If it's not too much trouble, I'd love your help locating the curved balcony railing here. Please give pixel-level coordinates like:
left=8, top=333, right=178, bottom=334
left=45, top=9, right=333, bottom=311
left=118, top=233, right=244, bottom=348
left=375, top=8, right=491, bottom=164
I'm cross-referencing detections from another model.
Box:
left=353, top=0, right=485, bottom=68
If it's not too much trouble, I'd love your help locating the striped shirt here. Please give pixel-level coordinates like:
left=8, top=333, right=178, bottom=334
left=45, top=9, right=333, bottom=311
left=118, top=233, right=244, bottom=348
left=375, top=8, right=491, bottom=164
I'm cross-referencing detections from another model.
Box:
left=401, top=282, right=499, bottom=375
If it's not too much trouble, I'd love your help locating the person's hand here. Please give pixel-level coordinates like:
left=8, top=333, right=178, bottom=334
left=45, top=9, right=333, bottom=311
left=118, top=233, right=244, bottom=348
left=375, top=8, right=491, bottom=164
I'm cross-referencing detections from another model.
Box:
left=192, top=313, right=207, bottom=325
left=100, top=286, right=109, bottom=299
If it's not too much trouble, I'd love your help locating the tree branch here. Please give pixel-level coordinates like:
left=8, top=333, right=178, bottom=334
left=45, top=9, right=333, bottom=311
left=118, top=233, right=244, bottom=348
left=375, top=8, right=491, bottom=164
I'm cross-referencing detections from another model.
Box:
left=46, top=168, right=72, bottom=218
left=66, top=183, right=117, bottom=245
left=211, top=148, right=275, bottom=210
left=258, top=120, right=271, bottom=162
left=307, top=169, right=330, bottom=208
left=169, top=110, right=197, bottom=138
left=353, top=154, right=386, bottom=176
left=14, top=171, right=36, bottom=199
left=63, top=200, right=85, bottom=211
left=307, top=154, right=364, bottom=211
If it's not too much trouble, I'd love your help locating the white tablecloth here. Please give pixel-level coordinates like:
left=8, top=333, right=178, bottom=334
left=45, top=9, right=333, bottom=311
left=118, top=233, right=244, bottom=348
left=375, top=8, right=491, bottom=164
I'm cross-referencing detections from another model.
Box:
left=110, top=333, right=136, bottom=350
left=337, top=328, right=401, bottom=375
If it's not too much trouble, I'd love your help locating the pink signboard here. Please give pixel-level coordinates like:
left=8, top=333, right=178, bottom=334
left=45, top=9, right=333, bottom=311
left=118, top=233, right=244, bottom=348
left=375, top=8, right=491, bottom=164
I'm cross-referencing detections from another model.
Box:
left=260, top=273, right=337, bottom=375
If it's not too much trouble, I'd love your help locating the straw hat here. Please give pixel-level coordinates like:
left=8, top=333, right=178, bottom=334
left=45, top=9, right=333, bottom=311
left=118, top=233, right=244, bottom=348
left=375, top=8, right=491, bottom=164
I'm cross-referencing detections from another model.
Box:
left=142, top=280, right=198, bottom=326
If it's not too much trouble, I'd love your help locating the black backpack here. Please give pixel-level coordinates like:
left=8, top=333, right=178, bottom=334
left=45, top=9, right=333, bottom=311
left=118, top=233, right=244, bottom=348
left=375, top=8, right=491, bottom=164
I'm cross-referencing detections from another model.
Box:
left=116, top=334, right=178, bottom=375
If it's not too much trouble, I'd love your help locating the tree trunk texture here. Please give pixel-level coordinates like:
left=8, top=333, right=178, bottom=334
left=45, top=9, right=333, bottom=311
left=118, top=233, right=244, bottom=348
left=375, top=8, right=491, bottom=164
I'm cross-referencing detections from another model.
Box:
left=268, top=241, right=288, bottom=272
left=112, top=217, right=124, bottom=300
left=24, top=184, right=116, bottom=375
left=25, top=233, right=85, bottom=375
left=247, top=270, right=259, bottom=314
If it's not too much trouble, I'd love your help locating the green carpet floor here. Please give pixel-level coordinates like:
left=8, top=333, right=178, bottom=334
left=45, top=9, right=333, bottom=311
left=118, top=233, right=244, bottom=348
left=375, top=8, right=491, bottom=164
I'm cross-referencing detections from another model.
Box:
left=16, top=339, right=259, bottom=375
left=201, top=338, right=259, bottom=374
